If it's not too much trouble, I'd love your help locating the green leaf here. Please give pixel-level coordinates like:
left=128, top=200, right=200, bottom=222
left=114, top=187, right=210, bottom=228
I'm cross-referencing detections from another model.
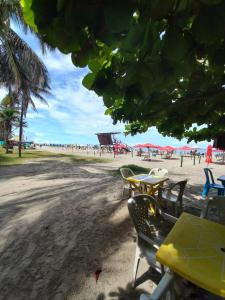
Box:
left=82, top=73, right=96, bottom=90
left=163, top=27, right=189, bottom=61
left=117, top=65, right=137, bottom=88
left=200, top=0, right=222, bottom=5
left=104, top=4, right=134, bottom=33
left=20, top=0, right=38, bottom=31
left=123, top=23, right=146, bottom=51
left=192, top=6, right=225, bottom=45
left=88, top=59, right=102, bottom=73
left=103, top=96, right=115, bottom=107
left=71, top=52, right=88, bottom=68
left=150, top=0, right=175, bottom=19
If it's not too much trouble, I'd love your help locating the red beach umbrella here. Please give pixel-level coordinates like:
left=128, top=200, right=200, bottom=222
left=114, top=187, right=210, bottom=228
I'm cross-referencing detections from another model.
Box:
left=205, top=145, right=213, bottom=164
left=177, top=146, right=193, bottom=151
left=134, top=144, right=145, bottom=148
left=213, top=148, right=224, bottom=152
left=160, top=145, right=176, bottom=151
left=141, top=143, right=160, bottom=149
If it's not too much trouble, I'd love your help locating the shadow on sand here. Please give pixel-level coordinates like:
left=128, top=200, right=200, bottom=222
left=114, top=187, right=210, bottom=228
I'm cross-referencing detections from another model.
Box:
left=0, top=158, right=221, bottom=300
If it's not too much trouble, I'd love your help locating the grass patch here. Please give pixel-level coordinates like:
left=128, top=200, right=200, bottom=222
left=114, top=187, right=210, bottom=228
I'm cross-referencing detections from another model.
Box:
left=110, top=164, right=150, bottom=176
left=69, top=155, right=109, bottom=164
left=0, top=148, right=110, bottom=166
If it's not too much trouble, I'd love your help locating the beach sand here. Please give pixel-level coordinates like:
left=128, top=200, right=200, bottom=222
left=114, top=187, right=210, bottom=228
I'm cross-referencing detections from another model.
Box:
left=0, top=150, right=224, bottom=300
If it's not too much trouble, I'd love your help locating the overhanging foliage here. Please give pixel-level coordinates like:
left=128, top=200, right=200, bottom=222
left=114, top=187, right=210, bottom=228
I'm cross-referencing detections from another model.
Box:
left=21, top=0, right=225, bottom=142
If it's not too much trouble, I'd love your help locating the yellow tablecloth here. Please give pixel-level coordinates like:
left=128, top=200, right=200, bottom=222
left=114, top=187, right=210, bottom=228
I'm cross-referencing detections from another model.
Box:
left=156, top=212, right=225, bottom=297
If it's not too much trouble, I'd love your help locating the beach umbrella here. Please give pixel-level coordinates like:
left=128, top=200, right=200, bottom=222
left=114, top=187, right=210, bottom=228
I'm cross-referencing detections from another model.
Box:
left=205, top=145, right=213, bottom=164
left=160, top=145, right=176, bottom=151
left=177, top=146, right=193, bottom=151
left=213, top=148, right=224, bottom=152
left=134, top=143, right=159, bottom=160
left=134, top=144, right=145, bottom=148
left=141, top=143, right=160, bottom=149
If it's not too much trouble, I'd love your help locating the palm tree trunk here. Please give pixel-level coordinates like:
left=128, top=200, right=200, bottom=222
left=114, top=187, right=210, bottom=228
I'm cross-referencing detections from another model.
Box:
left=4, top=124, right=9, bottom=154
left=18, top=101, right=24, bottom=158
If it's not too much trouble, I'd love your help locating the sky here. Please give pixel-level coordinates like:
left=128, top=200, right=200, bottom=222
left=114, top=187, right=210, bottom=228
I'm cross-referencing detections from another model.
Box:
left=0, top=23, right=209, bottom=148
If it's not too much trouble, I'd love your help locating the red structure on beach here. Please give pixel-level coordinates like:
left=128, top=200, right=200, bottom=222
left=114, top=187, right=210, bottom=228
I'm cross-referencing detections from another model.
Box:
left=205, top=145, right=213, bottom=164
left=95, top=132, right=129, bottom=154
left=95, top=132, right=120, bottom=146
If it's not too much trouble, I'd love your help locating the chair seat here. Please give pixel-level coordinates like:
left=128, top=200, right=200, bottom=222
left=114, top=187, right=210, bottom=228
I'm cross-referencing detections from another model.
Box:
left=161, top=192, right=177, bottom=203
left=139, top=239, right=163, bottom=274
left=210, top=184, right=225, bottom=190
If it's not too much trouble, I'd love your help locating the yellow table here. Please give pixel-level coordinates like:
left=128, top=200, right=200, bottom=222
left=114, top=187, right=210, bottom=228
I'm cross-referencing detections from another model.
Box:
left=127, top=174, right=168, bottom=195
left=156, top=212, right=225, bottom=297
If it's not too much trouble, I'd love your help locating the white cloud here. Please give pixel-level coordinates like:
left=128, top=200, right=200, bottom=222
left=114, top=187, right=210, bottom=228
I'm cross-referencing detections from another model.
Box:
left=0, top=88, right=7, bottom=99
left=27, top=112, right=45, bottom=119
left=30, top=70, right=123, bottom=138
left=37, top=50, right=77, bottom=73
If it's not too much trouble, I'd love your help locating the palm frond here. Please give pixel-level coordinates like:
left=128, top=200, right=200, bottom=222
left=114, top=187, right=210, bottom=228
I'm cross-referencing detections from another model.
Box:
left=0, top=34, right=22, bottom=90
left=0, top=1, right=54, bottom=55
left=0, top=2, right=51, bottom=122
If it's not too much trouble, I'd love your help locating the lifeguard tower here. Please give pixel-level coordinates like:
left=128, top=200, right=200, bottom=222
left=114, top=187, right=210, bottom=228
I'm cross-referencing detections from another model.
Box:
left=95, top=132, right=120, bottom=152
left=95, top=132, right=130, bottom=156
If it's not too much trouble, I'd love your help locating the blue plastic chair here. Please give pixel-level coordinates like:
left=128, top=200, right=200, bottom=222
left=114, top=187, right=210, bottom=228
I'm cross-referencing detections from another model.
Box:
left=202, top=168, right=225, bottom=197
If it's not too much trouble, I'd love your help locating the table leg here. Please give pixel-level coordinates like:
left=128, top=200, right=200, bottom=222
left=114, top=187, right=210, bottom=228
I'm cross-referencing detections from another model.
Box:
left=147, top=182, right=165, bottom=196
left=129, top=182, right=143, bottom=194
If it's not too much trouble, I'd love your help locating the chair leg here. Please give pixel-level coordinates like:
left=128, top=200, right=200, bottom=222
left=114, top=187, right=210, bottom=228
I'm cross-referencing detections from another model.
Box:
left=142, top=271, right=175, bottom=300
left=122, top=187, right=125, bottom=199
left=218, top=189, right=225, bottom=196
left=122, top=184, right=133, bottom=199
left=134, top=269, right=152, bottom=288
left=129, top=184, right=135, bottom=197
left=174, top=204, right=178, bottom=218
left=132, top=245, right=141, bottom=288
left=122, top=186, right=129, bottom=199
left=202, top=185, right=210, bottom=197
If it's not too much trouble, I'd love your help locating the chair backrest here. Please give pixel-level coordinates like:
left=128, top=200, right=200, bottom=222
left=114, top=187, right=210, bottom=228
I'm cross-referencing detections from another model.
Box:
left=204, top=168, right=215, bottom=185
left=120, top=168, right=135, bottom=180
left=128, top=195, right=172, bottom=241
left=159, top=168, right=168, bottom=177
left=169, top=180, right=187, bottom=203
left=149, top=168, right=168, bottom=177
left=202, top=196, right=225, bottom=225
left=176, top=180, right=187, bottom=202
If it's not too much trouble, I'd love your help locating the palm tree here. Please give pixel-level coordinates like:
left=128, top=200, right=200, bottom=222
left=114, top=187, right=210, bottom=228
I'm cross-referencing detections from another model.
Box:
left=0, top=1, right=50, bottom=157
left=0, top=105, right=20, bottom=153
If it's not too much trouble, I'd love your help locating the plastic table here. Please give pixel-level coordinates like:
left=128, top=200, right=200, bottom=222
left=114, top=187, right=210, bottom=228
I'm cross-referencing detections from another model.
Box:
left=156, top=212, right=225, bottom=297
left=127, top=174, right=168, bottom=195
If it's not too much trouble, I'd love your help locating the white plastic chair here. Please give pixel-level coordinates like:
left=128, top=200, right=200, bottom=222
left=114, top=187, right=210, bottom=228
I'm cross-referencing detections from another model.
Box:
left=149, top=168, right=169, bottom=177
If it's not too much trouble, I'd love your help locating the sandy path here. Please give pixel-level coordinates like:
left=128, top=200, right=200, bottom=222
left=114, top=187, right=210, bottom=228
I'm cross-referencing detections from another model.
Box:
left=0, top=159, right=151, bottom=300
left=0, top=154, right=224, bottom=300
